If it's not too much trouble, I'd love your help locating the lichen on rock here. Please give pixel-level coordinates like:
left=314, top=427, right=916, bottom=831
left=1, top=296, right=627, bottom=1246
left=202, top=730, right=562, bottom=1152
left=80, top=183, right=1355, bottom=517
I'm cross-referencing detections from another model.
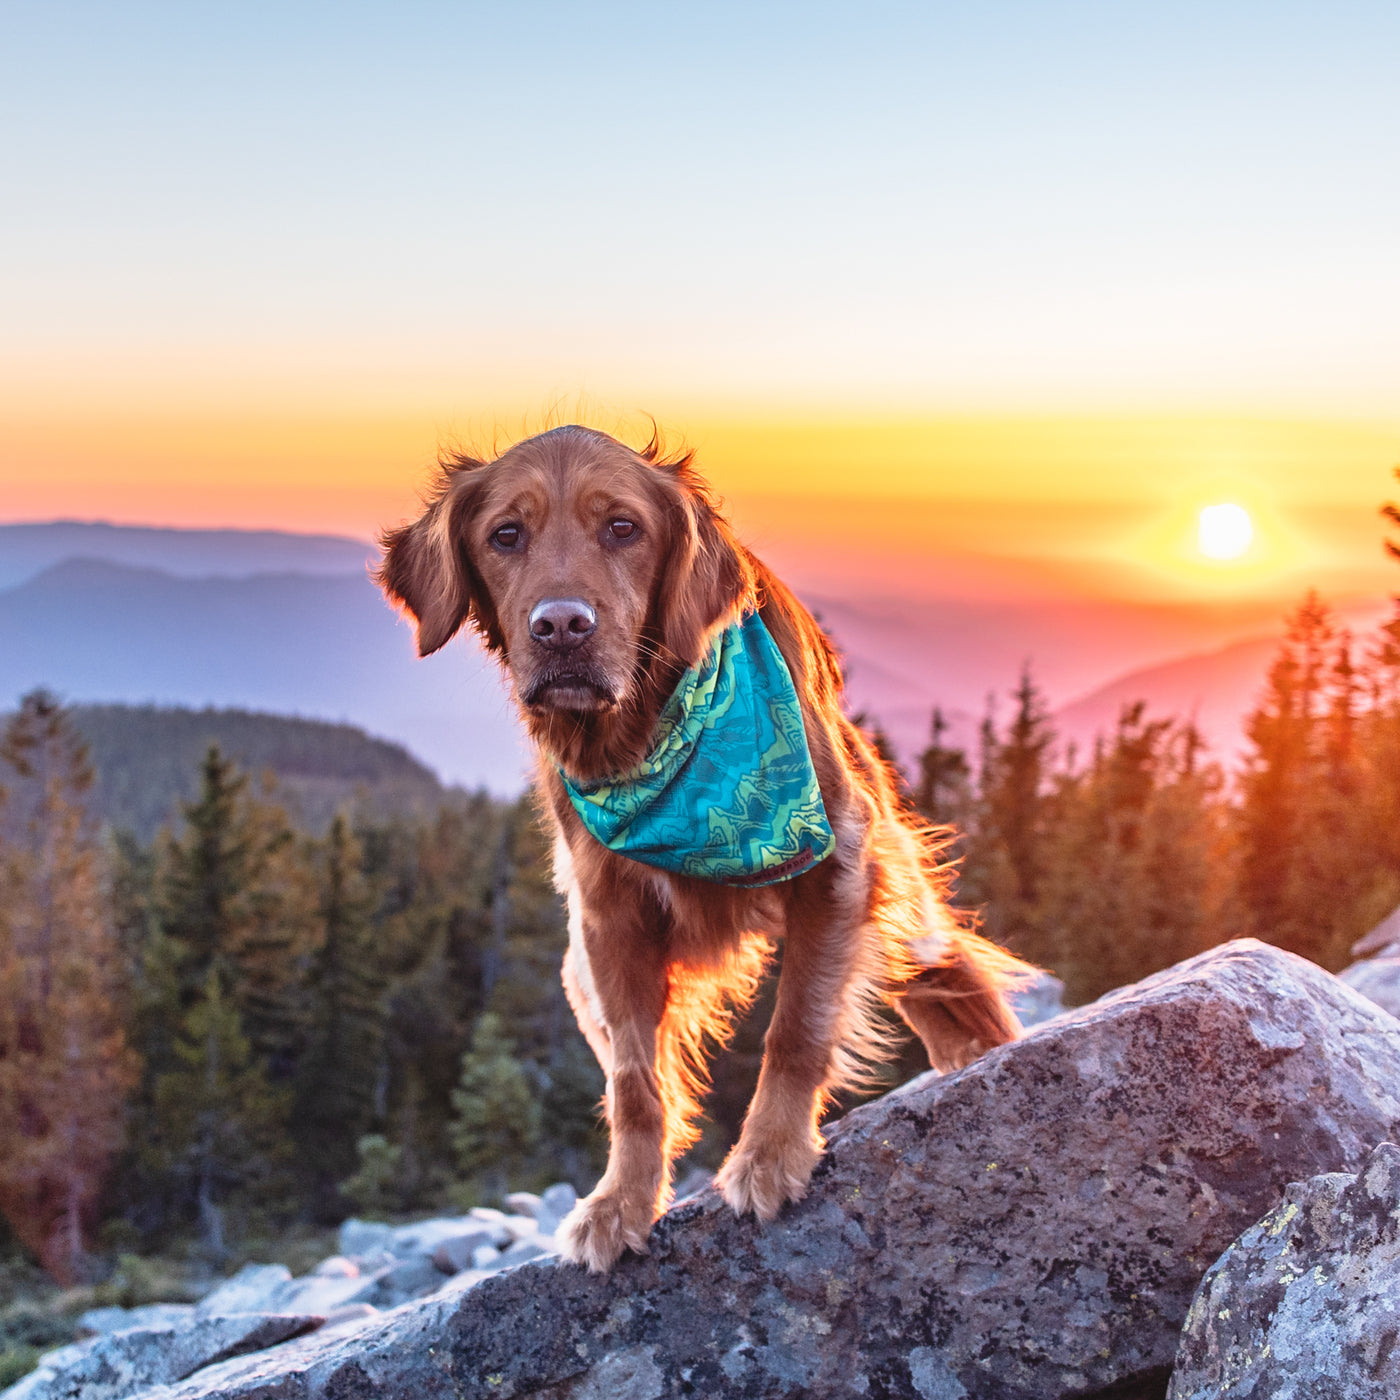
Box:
left=1170, top=1139, right=1400, bottom=1399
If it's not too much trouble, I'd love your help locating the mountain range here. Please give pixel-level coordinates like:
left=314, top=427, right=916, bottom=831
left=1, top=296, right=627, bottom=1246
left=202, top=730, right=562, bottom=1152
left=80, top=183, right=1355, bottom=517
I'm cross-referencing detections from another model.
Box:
left=2, top=520, right=1382, bottom=787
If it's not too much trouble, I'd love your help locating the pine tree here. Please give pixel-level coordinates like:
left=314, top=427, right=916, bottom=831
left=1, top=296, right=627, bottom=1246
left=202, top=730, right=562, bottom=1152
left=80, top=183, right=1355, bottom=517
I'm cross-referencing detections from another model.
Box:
left=1357, top=604, right=1400, bottom=911
left=1382, top=465, right=1400, bottom=564
left=449, top=1012, right=541, bottom=1199
left=154, top=748, right=319, bottom=1077
left=537, top=1036, right=606, bottom=1188
left=0, top=693, right=139, bottom=1282
left=913, top=707, right=972, bottom=830
left=368, top=797, right=504, bottom=1201
left=293, top=814, right=386, bottom=1210
left=338, top=1133, right=404, bottom=1217
left=963, top=667, right=1057, bottom=963
left=150, top=969, right=292, bottom=1261
left=135, top=747, right=315, bottom=1241
left=1237, top=595, right=1374, bottom=969
left=1037, top=705, right=1228, bottom=1002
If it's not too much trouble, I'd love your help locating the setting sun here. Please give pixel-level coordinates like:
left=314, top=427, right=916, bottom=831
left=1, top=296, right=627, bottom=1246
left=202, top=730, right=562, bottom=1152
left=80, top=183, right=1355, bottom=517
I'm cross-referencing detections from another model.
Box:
left=1197, top=503, right=1255, bottom=561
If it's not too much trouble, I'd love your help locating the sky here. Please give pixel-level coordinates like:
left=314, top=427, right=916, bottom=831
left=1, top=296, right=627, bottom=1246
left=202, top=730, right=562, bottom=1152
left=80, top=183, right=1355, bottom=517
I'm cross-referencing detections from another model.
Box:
left=3, top=1, right=1399, bottom=606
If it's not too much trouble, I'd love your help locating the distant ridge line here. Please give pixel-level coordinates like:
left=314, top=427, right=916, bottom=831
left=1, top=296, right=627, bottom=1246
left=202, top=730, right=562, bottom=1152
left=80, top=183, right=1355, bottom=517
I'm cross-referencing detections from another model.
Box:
left=0, top=517, right=372, bottom=544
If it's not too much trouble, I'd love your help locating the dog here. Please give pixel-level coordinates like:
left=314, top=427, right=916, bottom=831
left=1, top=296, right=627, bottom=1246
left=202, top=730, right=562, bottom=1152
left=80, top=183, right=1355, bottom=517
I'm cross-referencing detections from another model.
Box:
left=377, top=425, right=1030, bottom=1272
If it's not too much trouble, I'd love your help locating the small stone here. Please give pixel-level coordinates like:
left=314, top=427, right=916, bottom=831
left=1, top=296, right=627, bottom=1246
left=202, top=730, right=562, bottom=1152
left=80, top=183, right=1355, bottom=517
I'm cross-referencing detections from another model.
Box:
left=502, top=1190, right=543, bottom=1219
left=536, top=1182, right=578, bottom=1234
left=470, top=1244, right=501, bottom=1270
left=389, top=1216, right=483, bottom=1259
left=670, top=1168, right=712, bottom=1205
left=499, top=1214, right=538, bottom=1242
left=312, top=1256, right=360, bottom=1278
left=355, top=1248, right=398, bottom=1273
left=372, top=1255, right=444, bottom=1305
left=274, top=1268, right=387, bottom=1314
left=1011, top=968, right=1067, bottom=1027
left=77, top=1302, right=194, bottom=1337
left=497, top=1239, right=552, bottom=1268
left=1339, top=956, right=1400, bottom=1020
left=430, top=1230, right=497, bottom=1275
left=337, top=1218, right=394, bottom=1259
left=320, top=1303, right=381, bottom=1331
left=196, top=1263, right=293, bottom=1316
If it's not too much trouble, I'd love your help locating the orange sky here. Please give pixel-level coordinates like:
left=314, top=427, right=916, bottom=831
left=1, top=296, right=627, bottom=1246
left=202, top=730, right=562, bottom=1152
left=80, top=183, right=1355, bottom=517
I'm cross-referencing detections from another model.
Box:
left=4, top=406, right=1397, bottom=608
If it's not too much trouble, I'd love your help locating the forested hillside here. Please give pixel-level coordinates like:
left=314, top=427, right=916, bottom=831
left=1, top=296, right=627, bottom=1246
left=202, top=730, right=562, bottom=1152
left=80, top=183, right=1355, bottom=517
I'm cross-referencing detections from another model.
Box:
left=0, top=556, right=528, bottom=792
left=66, top=704, right=447, bottom=840
left=0, top=705, right=602, bottom=1287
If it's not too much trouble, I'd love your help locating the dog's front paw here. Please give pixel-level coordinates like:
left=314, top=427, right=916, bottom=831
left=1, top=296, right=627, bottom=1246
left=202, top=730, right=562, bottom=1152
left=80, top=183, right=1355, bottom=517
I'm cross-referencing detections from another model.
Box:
left=557, top=1187, right=654, bottom=1272
left=715, top=1130, right=823, bottom=1223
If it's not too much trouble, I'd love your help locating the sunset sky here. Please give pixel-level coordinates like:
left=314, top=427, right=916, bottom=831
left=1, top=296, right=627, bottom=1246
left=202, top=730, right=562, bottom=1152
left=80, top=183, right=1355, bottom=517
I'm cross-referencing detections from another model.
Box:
left=4, top=2, right=1399, bottom=609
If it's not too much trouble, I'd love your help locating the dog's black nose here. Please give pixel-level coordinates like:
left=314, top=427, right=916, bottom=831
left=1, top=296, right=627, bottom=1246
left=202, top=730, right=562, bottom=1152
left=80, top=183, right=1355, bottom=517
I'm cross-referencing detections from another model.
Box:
left=529, top=597, right=597, bottom=650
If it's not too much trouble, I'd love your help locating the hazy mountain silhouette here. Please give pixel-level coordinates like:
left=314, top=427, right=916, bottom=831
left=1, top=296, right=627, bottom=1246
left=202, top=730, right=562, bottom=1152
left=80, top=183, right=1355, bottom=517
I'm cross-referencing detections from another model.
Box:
left=1053, top=635, right=1281, bottom=765
left=0, top=556, right=529, bottom=791
left=0, top=520, right=374, bottom=589
left=1, top=520, right=1371, bottom=787
left=808, top=593, right=1288, bottom=768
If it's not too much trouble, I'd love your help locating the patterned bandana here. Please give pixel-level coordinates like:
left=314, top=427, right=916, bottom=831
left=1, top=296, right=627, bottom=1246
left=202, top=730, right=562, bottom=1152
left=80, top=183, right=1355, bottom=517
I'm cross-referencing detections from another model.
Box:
left=557, top=612, right=835, bottom=886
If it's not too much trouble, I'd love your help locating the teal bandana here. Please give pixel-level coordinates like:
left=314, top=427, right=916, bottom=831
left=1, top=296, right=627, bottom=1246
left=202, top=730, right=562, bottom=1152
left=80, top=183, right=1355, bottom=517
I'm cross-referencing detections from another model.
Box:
left=558, top=612, right=835, bottom=886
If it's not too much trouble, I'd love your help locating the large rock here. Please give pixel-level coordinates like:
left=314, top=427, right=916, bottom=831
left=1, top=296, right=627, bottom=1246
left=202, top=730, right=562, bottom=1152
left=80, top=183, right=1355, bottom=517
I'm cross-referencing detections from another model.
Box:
left=1339, top=956, right=1400, bottom=1020
left=4, top=1312, right=323, bottom=1400
left=1010, top=968, right=1066, bottom=1027
left=132, top=941, right=1400, bottom=1400
left=1351, top=904, right=1400, bottom=960
left=1169, top=1140, right=1400, bottom=1398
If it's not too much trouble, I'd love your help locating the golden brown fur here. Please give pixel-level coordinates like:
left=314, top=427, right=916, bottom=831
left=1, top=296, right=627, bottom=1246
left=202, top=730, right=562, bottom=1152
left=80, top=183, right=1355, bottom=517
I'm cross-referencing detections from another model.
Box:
left=377, top=425, right=1031, bottom=1271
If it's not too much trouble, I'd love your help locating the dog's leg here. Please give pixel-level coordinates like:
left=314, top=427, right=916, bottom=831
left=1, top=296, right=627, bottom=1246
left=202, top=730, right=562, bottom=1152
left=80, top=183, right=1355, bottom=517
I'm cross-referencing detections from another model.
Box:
left=715, top=871, right=866, bottom=1223
left=559, top=881, right=614, bottom=1077
left=561, top=948, right=612, bottom=1076
left=894, top=933, right=1025, bottom=1072
left=879, top=821, right=1026, bottom=1070
left=556, top=903, right=670, bottom=1273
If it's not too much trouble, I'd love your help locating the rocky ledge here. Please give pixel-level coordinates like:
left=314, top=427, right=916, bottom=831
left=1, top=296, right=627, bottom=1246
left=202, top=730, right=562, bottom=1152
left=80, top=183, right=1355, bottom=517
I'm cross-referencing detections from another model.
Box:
left=14, top=938, right=1400, bottom=1400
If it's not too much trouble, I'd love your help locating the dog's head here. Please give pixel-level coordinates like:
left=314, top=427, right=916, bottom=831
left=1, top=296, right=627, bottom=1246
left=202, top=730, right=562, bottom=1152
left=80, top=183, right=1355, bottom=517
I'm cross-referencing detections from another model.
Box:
left=377, top=425, right=755, bottom=772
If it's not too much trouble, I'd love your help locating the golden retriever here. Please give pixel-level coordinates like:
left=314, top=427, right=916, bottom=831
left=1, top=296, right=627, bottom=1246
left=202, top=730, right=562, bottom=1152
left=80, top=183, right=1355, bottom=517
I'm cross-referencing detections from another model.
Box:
left=377, top=425, right=1029, bottom=1272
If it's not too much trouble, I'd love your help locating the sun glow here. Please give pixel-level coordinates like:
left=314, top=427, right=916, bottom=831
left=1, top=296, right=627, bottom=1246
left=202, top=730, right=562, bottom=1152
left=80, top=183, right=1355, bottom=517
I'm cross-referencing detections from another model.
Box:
left=1197, top=503, right=1255, bottom=561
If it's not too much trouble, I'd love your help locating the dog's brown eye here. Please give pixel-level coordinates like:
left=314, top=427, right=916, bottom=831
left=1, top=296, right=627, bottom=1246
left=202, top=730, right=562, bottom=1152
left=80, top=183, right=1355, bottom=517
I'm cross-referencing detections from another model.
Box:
left=491, top=524, right=522, bottom=549
left=608, top=519, right=637, bottom=540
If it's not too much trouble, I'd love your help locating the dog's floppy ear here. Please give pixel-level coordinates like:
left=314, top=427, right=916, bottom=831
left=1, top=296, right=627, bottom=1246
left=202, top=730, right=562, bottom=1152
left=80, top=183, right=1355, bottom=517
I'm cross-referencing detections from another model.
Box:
left=376, top=469, right=493, bottom=658
left=652, top=458, right=755, bottom=669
